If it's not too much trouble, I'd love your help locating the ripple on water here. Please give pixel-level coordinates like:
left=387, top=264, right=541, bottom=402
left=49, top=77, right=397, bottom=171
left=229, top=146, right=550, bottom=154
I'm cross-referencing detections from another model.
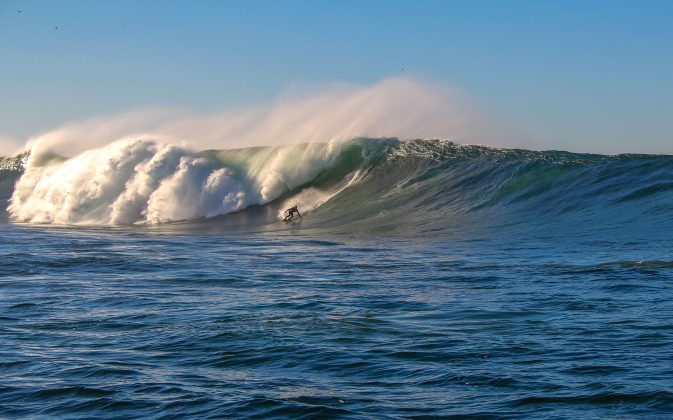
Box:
left=2, top=226, right=673, bottom=418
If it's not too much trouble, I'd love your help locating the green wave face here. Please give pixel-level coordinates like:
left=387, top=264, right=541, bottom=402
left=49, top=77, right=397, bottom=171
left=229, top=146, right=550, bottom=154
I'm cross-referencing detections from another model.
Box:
left=274, top=140, right=673, bottom=236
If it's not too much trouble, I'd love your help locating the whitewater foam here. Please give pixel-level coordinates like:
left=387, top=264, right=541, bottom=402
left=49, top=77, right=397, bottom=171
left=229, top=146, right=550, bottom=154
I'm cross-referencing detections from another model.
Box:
left=8, top=138, right=345, bottom=225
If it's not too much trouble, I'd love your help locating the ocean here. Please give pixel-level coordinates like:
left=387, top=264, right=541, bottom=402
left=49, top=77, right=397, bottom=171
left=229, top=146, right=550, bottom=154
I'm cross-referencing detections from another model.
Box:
left=2, top=138, right=673, bottom=418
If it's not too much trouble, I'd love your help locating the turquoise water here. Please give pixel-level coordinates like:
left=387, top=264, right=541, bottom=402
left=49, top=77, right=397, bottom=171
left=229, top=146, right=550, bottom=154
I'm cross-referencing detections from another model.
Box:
left=2, top=140, right=673, bottom=418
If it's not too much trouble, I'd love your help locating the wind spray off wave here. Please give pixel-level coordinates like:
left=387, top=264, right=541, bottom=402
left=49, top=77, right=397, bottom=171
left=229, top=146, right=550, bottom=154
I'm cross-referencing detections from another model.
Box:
left=6, top=78, right=503, bottom=225
left=21, top=78, right=509, bottom=159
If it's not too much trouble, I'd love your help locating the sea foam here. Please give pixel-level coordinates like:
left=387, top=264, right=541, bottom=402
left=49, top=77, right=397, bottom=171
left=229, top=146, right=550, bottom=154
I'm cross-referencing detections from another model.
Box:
left=8, top=138, right=341, bottom=225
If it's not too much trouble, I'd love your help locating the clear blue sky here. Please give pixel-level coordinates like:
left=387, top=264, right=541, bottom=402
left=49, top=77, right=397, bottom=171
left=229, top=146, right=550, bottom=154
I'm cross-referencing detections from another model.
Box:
left=1, top=0, right=672, bottom=153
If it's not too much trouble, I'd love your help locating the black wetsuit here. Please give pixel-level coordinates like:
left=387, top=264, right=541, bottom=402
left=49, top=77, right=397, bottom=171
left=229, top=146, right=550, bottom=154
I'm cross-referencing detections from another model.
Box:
left=285, top=206, right=302, bottom=220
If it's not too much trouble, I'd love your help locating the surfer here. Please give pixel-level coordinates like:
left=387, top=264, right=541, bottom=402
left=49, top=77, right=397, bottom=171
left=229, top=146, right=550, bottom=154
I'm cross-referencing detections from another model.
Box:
left=283, top=205, right=302, bottom=222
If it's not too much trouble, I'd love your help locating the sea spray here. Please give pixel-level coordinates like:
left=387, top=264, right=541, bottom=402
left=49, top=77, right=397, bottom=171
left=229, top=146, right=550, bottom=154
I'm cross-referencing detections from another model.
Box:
left=21, top=79, right=500, bottom=156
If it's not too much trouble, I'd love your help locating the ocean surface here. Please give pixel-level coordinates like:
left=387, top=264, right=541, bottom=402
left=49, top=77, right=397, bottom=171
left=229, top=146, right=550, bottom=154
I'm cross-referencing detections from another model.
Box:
left=2, top=138, right=673, bottom=418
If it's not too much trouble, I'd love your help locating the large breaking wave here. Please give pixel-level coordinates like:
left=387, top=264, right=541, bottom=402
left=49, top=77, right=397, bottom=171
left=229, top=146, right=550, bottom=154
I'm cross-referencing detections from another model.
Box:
left=3, top=139, right=360, bottom=224
left=2, top=138, right=673, bottom=234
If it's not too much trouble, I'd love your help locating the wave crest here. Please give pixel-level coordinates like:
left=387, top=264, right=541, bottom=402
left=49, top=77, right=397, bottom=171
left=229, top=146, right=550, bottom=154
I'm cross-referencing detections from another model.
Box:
left=6, top=138, right=673, bottom=234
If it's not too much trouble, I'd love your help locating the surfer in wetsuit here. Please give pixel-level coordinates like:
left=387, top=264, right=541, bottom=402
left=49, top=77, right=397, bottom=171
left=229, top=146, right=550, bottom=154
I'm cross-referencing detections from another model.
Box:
left=283, top=205, right=302, bottom=222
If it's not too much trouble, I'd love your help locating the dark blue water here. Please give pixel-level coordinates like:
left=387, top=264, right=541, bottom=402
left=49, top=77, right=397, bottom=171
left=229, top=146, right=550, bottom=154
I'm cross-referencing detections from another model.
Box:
left=2, top=221, right=673, bottom=418
left=2, top=140, right=673, bottom=418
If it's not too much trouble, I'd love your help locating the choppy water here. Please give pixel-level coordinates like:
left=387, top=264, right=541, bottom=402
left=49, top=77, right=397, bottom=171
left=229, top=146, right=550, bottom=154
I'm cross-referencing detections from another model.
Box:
left=2, top=139, right=673, bottom=418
